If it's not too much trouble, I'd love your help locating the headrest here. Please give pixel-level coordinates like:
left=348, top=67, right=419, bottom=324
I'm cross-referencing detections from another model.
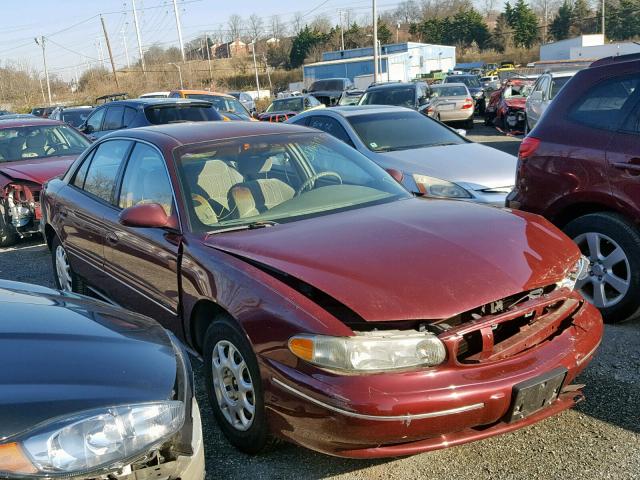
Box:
left=236, top=154, right=273, bottom=176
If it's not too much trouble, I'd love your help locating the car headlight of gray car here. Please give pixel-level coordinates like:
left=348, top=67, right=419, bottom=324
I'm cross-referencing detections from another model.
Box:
left=0, top=401, right=185, bottom=477
left=412, top=174, right=472, bottom=199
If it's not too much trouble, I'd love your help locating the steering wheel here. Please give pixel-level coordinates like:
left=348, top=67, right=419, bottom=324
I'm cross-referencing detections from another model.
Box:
left=296, top=171, right=342, bottom=196
left=47, top=142, right=68, bottom=154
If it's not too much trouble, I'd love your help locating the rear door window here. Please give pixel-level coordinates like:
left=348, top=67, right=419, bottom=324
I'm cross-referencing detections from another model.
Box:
left=123, top=107, right=137, bottom=128
left=85, top=108, right=105, bottom=132
left=83, top=140, right=132, bottom=202
left=306, top=116, right=354, bottom=147
left=103, top=106, right=125, bottom=131
left=569, top=76, right=640, bottom=130
left=550, top=76, right=570, bottom=99
left=144, top=105, right=221, bottom=124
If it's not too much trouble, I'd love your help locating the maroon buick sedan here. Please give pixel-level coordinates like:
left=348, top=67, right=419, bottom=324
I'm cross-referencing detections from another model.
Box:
left=41, top=122, right=602, bottom=458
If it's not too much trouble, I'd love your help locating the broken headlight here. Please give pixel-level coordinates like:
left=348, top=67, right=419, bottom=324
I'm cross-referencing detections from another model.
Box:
left=557, top=255, right=590, bottom=291
left=289, top=331, right=447, bottom=372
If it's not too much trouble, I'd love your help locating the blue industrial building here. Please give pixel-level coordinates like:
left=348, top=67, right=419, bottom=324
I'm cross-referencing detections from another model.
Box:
left=303, top=42, right=456, bottom=88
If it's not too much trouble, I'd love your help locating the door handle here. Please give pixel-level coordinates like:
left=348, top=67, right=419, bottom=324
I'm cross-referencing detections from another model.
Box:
left=106, top=232, right=119, bottom=245
left=612, top=162, right=640, bottom=173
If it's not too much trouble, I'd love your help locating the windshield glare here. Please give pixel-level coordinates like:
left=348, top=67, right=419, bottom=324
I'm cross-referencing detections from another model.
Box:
left=448, top=76, right=480, bottom=88
left=310, top=80, right=345, bottom=91
left=348, top=111, right=465, bottom=152
left=432, top=86, right=468, bottom=97
left=266, top=98, right=304, bottom=113
left=504, top=84, right=532, bottom=98
left=0, top=125, right=90, bottom=162
left=62, top=110, right=92, bottom=127
left=185, top=94, right=250, bottom=118
left=176, top=133, right=410, bottom=231
left=144, top=105, right=221, bottom=124
left=359, top=88, right=415, bottom=107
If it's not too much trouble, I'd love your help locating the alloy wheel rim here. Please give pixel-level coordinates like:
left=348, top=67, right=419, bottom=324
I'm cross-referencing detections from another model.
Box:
left=211, top=340, right=255, bottom=431
left=55, top=245, right=72, bottom=292
left=574, top=232, right=630, bottom=308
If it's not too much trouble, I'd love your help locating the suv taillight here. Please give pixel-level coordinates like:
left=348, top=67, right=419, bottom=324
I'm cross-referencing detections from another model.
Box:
left=518, top=136, right=540, bottom=160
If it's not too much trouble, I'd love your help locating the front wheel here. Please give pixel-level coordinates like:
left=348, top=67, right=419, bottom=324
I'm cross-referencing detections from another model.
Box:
left=51, top=235, right=85, bottom=293
left=203, top=316, right=271, bottom=454
left=0, top=213, right=17, bottom=248
left=464, top=117, right=474, bottom=130
left=564, top=213, right=640, bottom=323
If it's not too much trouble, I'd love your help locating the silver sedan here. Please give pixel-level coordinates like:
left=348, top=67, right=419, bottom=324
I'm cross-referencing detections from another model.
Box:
left=427, top=83, right=475, bottom=129
left=286, top=105, right=516, bottom=206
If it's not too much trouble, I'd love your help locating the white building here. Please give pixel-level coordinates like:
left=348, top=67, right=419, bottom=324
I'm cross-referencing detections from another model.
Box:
left=540, top=34, right=640, bottom=61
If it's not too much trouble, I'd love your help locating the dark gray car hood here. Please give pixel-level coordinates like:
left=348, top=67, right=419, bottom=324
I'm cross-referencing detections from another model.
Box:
left=0, top=281, right=176, bottom=441
left=372, top=142, right=517, bottom=190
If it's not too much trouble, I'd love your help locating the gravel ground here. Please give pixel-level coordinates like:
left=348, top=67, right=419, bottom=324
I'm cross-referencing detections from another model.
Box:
left=1, top=123, right=638, bottom=479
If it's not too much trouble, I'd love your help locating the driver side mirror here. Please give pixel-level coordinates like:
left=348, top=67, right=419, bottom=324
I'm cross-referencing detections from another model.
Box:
left=119, top=203, right=178, bottom=229
left=385, top=168, right=404, bottom=184
left=81, top=124, right=93, bottom=134
left=418, top=96, right=429, bottom=106
left=251, top=111, right=260, bottom=119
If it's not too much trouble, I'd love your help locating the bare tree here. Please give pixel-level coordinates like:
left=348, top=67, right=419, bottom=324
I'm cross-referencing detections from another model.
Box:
left=227, top=14, right=243, bottom=42
left=291, top=11, right=305, bottom=35
left=248, top=14, right=264, bottom=41
left=270, top=15, right=286, bottom=40
left=532, top=0, right=562, bottom=40
left=480, top=0, right=497, bottom=16
left=393, top=0, right=419, bottom=24
left=310, top=14, right=332, bottom=33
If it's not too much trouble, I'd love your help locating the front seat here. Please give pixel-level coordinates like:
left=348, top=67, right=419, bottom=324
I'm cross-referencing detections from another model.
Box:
left=186, top=159, right=244, bottom=224
left=228, top=154, right=295, bottom=219
left=21, top=132, right=50, bottom=158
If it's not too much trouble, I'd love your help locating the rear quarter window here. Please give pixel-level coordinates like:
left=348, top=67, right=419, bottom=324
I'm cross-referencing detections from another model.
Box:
left=144, top=105, right=221, bottom=124
left=568, top=76, right=640, bottom=130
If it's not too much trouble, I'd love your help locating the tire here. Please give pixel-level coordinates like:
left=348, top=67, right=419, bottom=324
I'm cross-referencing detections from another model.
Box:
left=464, top=117, right=474, bottom=130
left=0, top=213, right=17, bottom=248
left=483, top=113, right=492, bottom=126
left=563, top=213, right=640, bottom=323
left=51, top=235, right=86, bottom=293
left=203, top=316, right=271, bottom=454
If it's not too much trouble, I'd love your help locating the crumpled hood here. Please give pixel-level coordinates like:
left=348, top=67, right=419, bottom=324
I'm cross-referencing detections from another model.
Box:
left=504, top=98, right=527, bottom=110
left=373, top=143, right=516, bottom=190
left=0, top=281, right=176, bottom=440
left=205, top=198, right=579, bottom=322
left=0, top=156, right=76, bottom=185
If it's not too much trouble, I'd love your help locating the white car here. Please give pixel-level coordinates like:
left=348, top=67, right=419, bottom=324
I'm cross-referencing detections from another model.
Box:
left=525, top=71, right=577, bottom=132
left=139, top=91, right=170, bottom=99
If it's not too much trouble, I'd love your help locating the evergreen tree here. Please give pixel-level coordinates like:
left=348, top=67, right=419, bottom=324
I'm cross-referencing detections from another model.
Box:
left=510, top=0, right=539, bottom=48
left=570, top=0, right=592, bottom=35
left=377, top=20, right=393, bottom=44
left=289, top=26, right=325, bottom=68
left=490, top=13, right=513, bottom=52
left=550, top=0, right=573, bottom=40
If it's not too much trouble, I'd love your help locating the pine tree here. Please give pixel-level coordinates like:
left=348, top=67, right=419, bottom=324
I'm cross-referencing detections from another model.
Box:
left=511, top=0, right=540, bottom=48
left=570, top=0, right=592, bottom=35
left=490, top=13, right=512, bottom=52
left=550, top=0, right=573, bottom=40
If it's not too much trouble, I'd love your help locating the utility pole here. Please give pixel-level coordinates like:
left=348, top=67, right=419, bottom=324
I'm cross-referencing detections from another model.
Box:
left=543, top=0, right=548, bottom=43
left=338, top=10, right=345, bottom=50
left=122, top=28, right=130, bottom=67
left=262, top=53, right=272, bottom=95
left=101, top=15, right=120, bottom=88
left=251, top=42, right=261, bottom=98
left=34, top=36, right=51, bottom=105
left=172, top=0, right=186, bottom=62
left=132, top=0, right=146, bottom=74
left=396, top=22, right=400, bottom=43
left=38, top=76, right=46, bottom=104
left=602, top=0, right=606, bottom=38
left=372, top=0, right=379, bottom=83
left=205, top=32, right=212, bottom=79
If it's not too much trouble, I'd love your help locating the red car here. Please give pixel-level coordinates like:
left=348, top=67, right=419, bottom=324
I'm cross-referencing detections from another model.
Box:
left=507, top=54, right=640, bottom=323
left=0, top=117, right=90, bottom=246
left=42, top=122, right=602, bottom=458
left=484, top=78, right=535, bottom=131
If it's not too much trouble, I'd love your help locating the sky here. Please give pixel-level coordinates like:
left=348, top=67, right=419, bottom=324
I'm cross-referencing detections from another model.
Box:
left=0, top=0, right=403, bottom=80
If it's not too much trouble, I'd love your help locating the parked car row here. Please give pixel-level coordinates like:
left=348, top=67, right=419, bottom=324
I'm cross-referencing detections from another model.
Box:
left=1, top=52, right=637, bottom=479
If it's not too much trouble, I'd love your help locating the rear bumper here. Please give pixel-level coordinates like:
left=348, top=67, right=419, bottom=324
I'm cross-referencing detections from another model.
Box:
left=440, top=109, right=474, bottom=122
left=263, top=298, right=602, bottom=458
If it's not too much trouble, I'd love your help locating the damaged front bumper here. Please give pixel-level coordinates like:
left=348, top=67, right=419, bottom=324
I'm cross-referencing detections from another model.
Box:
left=2, top=182, right=41, bottom=238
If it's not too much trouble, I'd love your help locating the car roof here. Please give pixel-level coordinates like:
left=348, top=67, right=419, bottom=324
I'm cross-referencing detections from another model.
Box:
left=0, top=117, right=64, bottom=128
left=104, top=121, right=313, bottom=147
left=365, top=82, right=419, bottom=91
left=171, top=89, right=233, bottom=98
left=297, top=105, right=413, bottom=118
left=98, top=98, right=214, bottom=107
left=433, top=82, right=467, bottom=87
left=590, top=53, right=640, bottom=68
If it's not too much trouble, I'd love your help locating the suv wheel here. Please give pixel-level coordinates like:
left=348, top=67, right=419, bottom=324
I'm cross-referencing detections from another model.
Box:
left=203, top=315, right=271, bottom=454
left=564, top=213, right=640, bottom=322
left=0, top=213, right=17, bottom=248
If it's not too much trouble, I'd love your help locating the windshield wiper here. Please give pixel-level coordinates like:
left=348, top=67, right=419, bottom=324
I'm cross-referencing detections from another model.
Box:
left=207, top=220, right=278, bottom=235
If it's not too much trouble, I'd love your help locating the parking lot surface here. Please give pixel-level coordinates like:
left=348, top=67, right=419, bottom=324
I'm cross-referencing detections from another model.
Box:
left=2, top=125, right=638, bottom=480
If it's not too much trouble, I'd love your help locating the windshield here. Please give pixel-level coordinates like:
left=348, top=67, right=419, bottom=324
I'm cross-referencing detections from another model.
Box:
left=431, top=85, right=468, bottom=97
left=447, top=76, right=480, bottom=88
left=266, top=97, right=304, bottom=113
left=338, top=92, right=363, bottom=106
left=144, top=105, right=222, bottom=124
left=0, top=125, right=90, bottom=162
left=309, top=79, right=345, bottom=91
left=551, top=76, right=571, bottom=98
left=348, top=110, right=465, bottom=152
left=503, top=84, right=533, bottom=99
left=176, top=132, right=410, bottom=231
left=62, top=110, right=92, bottom=128
left=359, top=87, right=415, bottom=107
left=185, top=94, right=250, bottom=119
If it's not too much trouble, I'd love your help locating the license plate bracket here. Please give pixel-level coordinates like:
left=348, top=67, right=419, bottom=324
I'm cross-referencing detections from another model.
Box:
left=507, top=367, right=567, bottom=422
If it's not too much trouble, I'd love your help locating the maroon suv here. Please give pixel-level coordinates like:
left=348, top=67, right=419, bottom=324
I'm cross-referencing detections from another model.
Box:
left=507, top=54, right=640, bottom=322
